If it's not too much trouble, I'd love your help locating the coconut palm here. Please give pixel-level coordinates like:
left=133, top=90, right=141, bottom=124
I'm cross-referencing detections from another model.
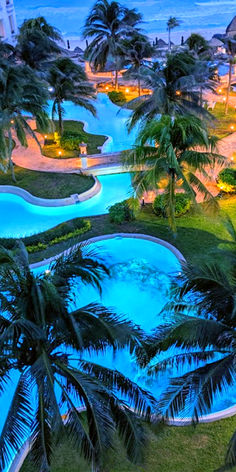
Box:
left=0, top=242, right=154, bottom=472
left=48, top=57, right=97, bottom=136
left=0, top=63, right=50, bottom=181
left=217, top=35, right=236, bottom=114
left=167, top=16, right=180, bottom=51
left=186, top=33, right=209, bottom=56
left=127, top=52, right=211, bottom=130
left=124, top=114, right=224, bottom=231
left=17, top=16, right=63, bottom=72
left=83, top=0, right=142, bottom=90
left=119, top=33, right=154, bottom=96
left=136, top=219, right=236, bottom=470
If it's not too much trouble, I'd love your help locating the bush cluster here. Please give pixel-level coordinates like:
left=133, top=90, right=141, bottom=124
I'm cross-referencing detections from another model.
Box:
left=109, top=199, right=135, bottom=224
left=60, top=131, right=87, bottom=151
left=108, top=91, right=127, bottom=105
left=153, top=193, right=191, bottom=217
left=0, top=218, right=91, bottom=254
left=217, top=168, right=236, bottom=193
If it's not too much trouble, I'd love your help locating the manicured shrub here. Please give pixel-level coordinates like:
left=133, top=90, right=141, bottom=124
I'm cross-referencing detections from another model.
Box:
left=60, top=131, right=87, bottom=151
left=109, top=199, right=135, bottom=224
left=217, top=168, right=236, bottom=193
left=153, top=193, right=191, bottom=217
left=0, top=218, right=91, bottom=253
left=108, top=91, right=126, bottom=105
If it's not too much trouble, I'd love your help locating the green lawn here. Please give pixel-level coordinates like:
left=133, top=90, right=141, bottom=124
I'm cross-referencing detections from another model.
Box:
left=210, top=103, right=236, bottom=139
left=0, top=166, right=94, bottom=199
left=28, top=195, right=236, bottom=264
left=21, top=417, right=236, bottom=472
left=42, top=120, right=107, bottom=158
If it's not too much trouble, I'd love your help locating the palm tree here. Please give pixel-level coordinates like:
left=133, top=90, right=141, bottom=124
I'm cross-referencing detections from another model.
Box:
left=137, top=219, right=236, bottom=470
left=126, top=52, right=211, bottom=130
left=167, top=16, right=180, bottom=51
left=48, top=57, right=97, bottom=136
left=218, top=35, right=236, bottom=115
left=0, top=242, right=155, bottom=472
left=186, top=33, right=209, bottom=56
left=124, top=115, right=224, bottom=231
left=17, top=16, right=63, bottom=72
left=83, top=0, right=142, bottom=90
left=119, top=33, right=154, bottom=96
left=0, top=63, right=50, bottom=181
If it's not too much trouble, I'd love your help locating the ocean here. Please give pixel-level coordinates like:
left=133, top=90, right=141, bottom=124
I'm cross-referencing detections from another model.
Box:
left=14, top=0, right=236, bottom=47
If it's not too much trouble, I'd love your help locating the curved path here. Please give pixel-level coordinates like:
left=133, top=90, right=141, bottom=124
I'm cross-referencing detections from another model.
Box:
left=12, top=121, right=122, bottom=174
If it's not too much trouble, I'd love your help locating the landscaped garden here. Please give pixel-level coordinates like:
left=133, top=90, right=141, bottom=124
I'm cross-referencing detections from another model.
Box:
left=1, top=3, right=236, bottom=472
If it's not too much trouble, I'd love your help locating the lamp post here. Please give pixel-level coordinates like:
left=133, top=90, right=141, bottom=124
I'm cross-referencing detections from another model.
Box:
left=79, top=142, right=88, bottom=170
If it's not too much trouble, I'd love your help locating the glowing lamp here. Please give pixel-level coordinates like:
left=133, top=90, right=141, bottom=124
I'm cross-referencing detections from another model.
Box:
left=10, top=120, right=14, bottom=124
left=231, top=156, right=234, bottom=161
left=230, top=125, right=235, bottom=131
left=58, top=151, right=62, bottom=156
left=45, top=270, right=51, bottom=276
left=218, top=88, right=222, bottom=93
left=44, top=135, right=48, bottom=139
left=176, top=90, right=181, bottom=96
left=105, top=86, right=109, bottom=90
left=223, top=97, right=226, bottom=102
left=125, top=88, right=130, bottom=93
left=79, top=142, right=88, bottom=155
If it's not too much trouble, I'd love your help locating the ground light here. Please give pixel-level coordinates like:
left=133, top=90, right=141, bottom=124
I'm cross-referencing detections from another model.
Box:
left=176, top=90, right=181, bottom=96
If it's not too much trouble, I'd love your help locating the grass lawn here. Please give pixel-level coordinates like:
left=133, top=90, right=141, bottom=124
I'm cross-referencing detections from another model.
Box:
left=210, top=103, right=236, bottom=138
left=0, top=166, right=94, bottom=199
left=21, top=416, right=236, bottom=472
left=42, top=120, right=107, bottom=158
left=28, top=194, right=236, bottom=264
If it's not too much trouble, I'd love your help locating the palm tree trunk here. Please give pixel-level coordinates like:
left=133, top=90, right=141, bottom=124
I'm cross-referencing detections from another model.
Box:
left=138, top=65, right=141, bottom=97
left=58, top=100, right=63, bottom=136
left=168, top=28, right=171, bottom=52
left=225, top=59, right=233, bottom=115
left=8, top=129, right=16, bottom=182
left=200, top=85, right=203, bottom=107
left=168, top=170, right=176, bottom=233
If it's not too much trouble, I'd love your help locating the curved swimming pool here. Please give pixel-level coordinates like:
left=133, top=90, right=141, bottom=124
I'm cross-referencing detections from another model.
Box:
left=0, top=173, right=133, bottom=238
left=2, top=235, right=236, bottom=471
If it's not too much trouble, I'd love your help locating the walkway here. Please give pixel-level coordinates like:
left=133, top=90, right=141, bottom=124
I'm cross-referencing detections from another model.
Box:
left=12, top=121, right=122, bottom=174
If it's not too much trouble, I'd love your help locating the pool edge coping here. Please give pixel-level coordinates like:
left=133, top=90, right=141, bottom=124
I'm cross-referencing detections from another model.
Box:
left=0, top=176, right=101, bottom=208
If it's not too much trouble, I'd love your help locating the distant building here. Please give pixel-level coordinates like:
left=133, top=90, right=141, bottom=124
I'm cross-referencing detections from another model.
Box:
left=208, top=37, right=226, bottom=54
left=226, top=16, right=236, bottom=38
left=0, top=0, right=17, bottom=44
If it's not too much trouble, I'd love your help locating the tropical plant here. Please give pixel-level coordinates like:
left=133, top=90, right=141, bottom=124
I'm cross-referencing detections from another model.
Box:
left=48, top=57, right=96, bottom=136
left=136, top=218, right=236, bottom=470
left=83, top=0, right=142, bottom=90
left=119, top=33, right=154, bottom=96
left=126, top=52, right=211, bottom=130
left=0, top=242, right=155, bottom=472
left=124, top=114, right=224, bottom=231
left=109, top=199, right=136, bottom=223
left=17, top=16, right=63, bottom=72
left=0, top=63, right=50, bottom=181
left=186, top=33, right=209, bottom=55
left=216, top=34, right=236, bottom=114
left=153, top=193, right=191, bottom=217
left=167, top=16, right=180, bottom=51
left=217, top=167, right=236, bottom=193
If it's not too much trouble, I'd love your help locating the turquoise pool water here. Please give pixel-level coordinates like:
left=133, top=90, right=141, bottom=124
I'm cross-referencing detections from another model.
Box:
left=49, top=93, right=138, bottom=153
left=1, top=236, right=235, bottom=471
left=0, top=173, right=133, bottom=238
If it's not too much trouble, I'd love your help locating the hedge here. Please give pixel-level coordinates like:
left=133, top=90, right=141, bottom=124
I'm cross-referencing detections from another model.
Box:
left=108, top=91, right=127, bottom=106
left=217, top=168, right=236, bottom=193
left=109, top=199, right=136, bottom=224
left=0, top=218, right=91, bottom=254
left=153, top=193, right=191, bottom=217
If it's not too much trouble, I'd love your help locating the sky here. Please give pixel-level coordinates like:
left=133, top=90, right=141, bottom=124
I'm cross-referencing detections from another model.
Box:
left=14, top=0, right=236, bottom=46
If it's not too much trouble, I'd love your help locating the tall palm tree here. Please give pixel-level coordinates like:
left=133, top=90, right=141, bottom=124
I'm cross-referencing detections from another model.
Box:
left=167, top=16, right=180, bottom=51
left=48, top=57, right=97, bottom=136
left=17, top=16, right=63, bottom=72
left=0, top=242, right=155, bottom=472
left=218, top=35, right=236, bottom=114
left=119, top=33, right=154, bottom=96
left=0, top=63, right=50, bottom=181
left=83, top=0, right=142, bottom=90
left=127, top=52, right=211, bottom=130
left=124, top=115, right=224, bottom=231
left=137, top=219, right=236, bottom=470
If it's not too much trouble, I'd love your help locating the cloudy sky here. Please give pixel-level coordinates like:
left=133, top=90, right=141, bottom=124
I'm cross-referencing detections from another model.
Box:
left=14, top=0, right=236, bottom=44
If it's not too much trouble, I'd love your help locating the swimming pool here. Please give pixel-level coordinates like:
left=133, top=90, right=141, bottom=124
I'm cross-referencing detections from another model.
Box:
left=2, top=234, right=236, bottom=471
left=0, top=173, right=133, bottom=238
left=49, top=93, right=138, bottom=153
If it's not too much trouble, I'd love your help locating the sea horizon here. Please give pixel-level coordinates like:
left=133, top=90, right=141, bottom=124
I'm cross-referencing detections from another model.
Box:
left=14, top=0, right=235, bottom=49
